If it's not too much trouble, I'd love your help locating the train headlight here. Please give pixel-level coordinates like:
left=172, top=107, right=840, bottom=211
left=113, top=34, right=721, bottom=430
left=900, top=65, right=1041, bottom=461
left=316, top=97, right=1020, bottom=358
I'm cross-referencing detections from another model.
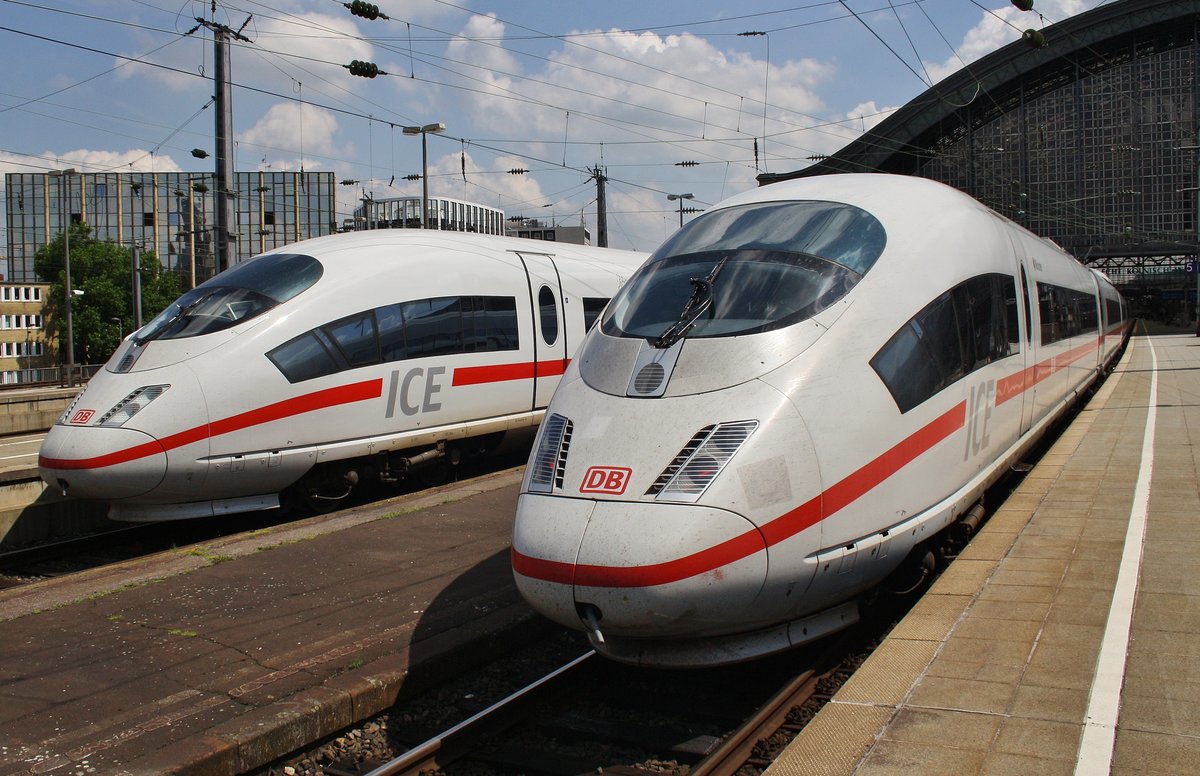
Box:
left=528, top=413, right=572, bottom=493
left=649, top=420, right=758, bottom=503
left=97, top=385, right=170, bottom=427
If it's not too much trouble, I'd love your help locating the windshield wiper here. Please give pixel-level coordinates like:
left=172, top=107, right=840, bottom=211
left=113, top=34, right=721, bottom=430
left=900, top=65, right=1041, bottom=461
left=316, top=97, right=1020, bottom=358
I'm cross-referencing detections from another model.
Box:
left=132, top=292, right=212, bottom=346
left=653, top=257, right=728, bottom=349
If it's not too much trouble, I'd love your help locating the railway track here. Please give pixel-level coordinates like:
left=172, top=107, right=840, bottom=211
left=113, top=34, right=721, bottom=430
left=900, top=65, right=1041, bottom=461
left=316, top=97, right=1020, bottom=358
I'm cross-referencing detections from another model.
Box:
left=263, top=611, right=890, bottom=776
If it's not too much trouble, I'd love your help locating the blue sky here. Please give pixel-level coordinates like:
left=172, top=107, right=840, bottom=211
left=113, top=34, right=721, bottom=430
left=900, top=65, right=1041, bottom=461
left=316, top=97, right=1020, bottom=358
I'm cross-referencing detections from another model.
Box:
left=1, top=0, right=1105, bottom=253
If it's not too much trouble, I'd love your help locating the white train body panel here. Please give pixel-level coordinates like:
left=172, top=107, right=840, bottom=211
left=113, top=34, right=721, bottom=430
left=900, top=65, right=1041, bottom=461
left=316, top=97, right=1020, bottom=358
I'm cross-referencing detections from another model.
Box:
left=39, top=232, right=647, bottom=520
left=511, top=174, right=1129, bottom=667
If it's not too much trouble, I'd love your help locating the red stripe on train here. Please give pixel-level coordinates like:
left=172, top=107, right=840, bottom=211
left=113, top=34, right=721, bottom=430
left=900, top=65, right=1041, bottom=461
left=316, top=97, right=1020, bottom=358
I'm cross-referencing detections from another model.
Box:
left=452, top=358, right=569, bottom=386
left=39, top=378, right=384, bottom=471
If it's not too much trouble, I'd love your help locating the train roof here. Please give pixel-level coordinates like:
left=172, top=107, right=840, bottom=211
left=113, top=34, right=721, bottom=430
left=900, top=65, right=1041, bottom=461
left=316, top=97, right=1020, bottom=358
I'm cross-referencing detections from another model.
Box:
left=252, top=229, right=645, bottom=272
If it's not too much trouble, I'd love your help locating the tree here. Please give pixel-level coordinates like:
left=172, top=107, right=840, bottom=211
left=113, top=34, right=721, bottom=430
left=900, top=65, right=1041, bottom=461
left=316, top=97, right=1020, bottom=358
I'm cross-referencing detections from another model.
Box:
left=34, top=223, right=183, bottom=366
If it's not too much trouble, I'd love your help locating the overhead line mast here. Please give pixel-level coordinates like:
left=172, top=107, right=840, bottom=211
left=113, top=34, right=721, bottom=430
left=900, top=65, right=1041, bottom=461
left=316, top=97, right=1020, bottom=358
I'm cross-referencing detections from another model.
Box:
left=195, top=15, right=251, bottom=274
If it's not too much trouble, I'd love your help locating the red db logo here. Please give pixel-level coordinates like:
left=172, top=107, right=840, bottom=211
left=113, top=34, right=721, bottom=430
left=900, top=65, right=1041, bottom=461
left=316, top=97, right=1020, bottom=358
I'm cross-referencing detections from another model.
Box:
left=580, top=466, right=632, bottom=495
left=70, top=409, right=95, bottom=424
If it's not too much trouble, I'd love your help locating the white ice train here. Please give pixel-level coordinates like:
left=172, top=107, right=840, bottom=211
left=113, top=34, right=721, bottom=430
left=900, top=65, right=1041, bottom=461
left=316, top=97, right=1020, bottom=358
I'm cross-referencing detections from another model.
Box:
left=38, top=231, right=647, bottom=520
left=512, top=173, right=1130, bottom=668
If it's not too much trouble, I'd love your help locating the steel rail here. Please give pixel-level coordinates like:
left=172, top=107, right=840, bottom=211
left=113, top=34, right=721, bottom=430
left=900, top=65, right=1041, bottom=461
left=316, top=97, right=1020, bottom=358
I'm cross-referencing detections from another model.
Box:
left=362, top=649, right=597, bottom=776
left=689, top=667, right=821, bottom=776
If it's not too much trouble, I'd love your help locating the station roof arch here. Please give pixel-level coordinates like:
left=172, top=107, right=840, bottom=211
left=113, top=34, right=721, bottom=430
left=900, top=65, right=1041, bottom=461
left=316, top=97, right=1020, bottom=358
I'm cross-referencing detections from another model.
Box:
left=762, top=0, right=1200, bottom=273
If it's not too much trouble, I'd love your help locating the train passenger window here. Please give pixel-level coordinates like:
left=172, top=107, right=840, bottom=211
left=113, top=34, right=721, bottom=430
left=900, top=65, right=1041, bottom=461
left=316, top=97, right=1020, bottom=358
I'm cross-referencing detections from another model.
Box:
left=403, top=297, right=463, bottom=358
left=1004, top=278, right=1020, bottom=350
left=377, top=303, right=408, bottom=361
left=583, top=297, right=609, bottom=330
left=1036, top=282, right=1098, bottom=345
left=538, top=286, right=559, bottom=345
left=324, top=312, right=379, bottom=367
left=268, top=295, right=521, bottom=383
left=267, top=333, right=340, bottom=383
left=870, top=325, right=942, bottom=414
left=466, top=296, right=519, bottom=352
left=872, top=273, right=1017, bottom=414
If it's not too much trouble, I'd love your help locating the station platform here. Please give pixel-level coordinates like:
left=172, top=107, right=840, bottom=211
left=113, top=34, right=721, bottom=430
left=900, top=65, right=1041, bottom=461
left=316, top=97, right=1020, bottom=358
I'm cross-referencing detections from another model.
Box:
left=767, top=332, right=1198, bottom=776
left=0, top=468, right=542, bottom=775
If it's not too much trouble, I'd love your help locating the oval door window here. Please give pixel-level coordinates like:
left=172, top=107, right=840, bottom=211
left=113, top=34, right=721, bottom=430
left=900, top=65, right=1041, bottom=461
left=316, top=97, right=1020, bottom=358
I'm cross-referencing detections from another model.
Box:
left=538, top=285, right=559, bottom=345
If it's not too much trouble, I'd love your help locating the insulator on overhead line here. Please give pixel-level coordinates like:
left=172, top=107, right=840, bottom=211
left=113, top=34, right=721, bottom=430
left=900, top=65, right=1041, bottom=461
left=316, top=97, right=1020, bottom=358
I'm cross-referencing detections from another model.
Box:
left=346, top=1, right=388, bottom=20
left=347, top=60, right=382, bottom=78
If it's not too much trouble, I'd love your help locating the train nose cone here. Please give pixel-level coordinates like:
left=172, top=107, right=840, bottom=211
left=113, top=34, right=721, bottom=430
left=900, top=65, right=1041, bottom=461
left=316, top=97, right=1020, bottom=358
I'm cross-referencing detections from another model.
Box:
left=39, top=425, right=167, bottom=500
left=513, top=493, right=768, bottom=639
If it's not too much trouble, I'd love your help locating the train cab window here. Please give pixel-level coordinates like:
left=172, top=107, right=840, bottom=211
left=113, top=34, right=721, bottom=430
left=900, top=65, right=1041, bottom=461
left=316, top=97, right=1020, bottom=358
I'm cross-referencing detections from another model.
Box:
left=602, top=201, right=885, bottom=341
left=583, top=297, right=609, bottom=330
left=872, top=274, right=1016, bottom=413
left=135, top=252, right=322, bottom=344
left=538, top=286, right=559, bottom=345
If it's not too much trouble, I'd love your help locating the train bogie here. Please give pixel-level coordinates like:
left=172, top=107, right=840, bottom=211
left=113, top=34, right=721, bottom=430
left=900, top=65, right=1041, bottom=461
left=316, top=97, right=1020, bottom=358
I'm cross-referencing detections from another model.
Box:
left=511, top=173, right=1130, bottom=668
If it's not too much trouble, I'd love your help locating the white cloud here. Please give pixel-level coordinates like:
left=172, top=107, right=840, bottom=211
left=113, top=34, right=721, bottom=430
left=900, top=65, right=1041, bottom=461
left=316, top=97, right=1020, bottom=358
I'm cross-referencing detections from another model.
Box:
left=926, top=1, right=1103, bottom=84
left=239, top=102, right=341, bottom=170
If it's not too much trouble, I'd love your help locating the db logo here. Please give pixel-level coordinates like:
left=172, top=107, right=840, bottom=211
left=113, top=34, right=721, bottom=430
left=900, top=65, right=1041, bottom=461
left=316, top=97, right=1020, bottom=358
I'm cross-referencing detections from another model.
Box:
left=70, top=409, right=95, bottom=424
left=580, top=466, right=632, bottom=495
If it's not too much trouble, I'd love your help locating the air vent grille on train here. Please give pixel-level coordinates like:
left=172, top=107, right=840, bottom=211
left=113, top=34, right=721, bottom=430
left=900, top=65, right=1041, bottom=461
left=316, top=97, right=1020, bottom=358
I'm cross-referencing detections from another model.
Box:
left=528, top=413, right=572, bottom=493
left=648, top=420, right=759, bottom=503
left=631, top=362, right=666, bottom=395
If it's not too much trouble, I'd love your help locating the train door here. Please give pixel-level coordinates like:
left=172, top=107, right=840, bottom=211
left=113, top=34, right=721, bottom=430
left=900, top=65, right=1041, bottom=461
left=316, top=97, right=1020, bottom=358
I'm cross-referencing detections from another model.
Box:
left=1017, top=262, right=1038, bottom=436
left=515, top=251, right=568, bottom=409
left=1007, top=231, right=1038, bottom=437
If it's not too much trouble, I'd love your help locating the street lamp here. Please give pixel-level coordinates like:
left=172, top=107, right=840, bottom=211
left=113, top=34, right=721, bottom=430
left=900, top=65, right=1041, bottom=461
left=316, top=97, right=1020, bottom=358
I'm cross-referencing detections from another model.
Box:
left=50, top=168, right=77, bottom=386
left=667, top=193, right=695, bottom=227
left=402, top=122, right=446, bottom=228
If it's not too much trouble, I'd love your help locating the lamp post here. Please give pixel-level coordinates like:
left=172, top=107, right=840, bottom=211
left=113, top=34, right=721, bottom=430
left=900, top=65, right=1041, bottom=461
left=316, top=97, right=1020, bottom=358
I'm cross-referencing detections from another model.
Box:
left=667, top=193, right=695, bottom=227
left=402, top=122, right=446, bottom=228
left=50, top=168, right=77, bottom=385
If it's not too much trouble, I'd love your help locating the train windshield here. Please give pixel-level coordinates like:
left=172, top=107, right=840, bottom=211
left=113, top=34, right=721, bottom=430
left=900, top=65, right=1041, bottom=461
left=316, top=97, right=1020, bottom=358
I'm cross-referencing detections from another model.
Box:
left=602, top=200, right=886, bottom=341
left=134, top=252, right=323, bottom=343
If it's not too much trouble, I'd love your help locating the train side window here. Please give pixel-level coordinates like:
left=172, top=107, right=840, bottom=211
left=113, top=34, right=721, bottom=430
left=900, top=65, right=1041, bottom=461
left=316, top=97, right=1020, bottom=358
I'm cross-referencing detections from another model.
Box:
left=872, top=273, right=1016, bottom=413
left=583, top=297, right=609, bottom=330
left=538, top=286, right=559, bottom=345
left=267, top=333, right=341, bottom=383
left=871, top=324, right=942, bottom=414
left=324, top=312, right=379, bottom=367
left=1004, top=276, right=1020, bottom=350
left=403, top=297, right=463, bottom=359
left=917, top=293, right=966, bottom=389
left=1077, top=290, right=1099, bottom=334
left=1038, top=283, right=1059, bottom=344
left=475, top=296, right=519, bottom=351
left=377, top=303, right=408, bottom=361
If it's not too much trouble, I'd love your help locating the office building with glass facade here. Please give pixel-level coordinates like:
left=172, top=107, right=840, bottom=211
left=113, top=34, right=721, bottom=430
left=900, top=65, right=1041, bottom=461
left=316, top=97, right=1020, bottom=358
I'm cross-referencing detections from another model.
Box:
left=5, top=171, right=336, bottom=286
